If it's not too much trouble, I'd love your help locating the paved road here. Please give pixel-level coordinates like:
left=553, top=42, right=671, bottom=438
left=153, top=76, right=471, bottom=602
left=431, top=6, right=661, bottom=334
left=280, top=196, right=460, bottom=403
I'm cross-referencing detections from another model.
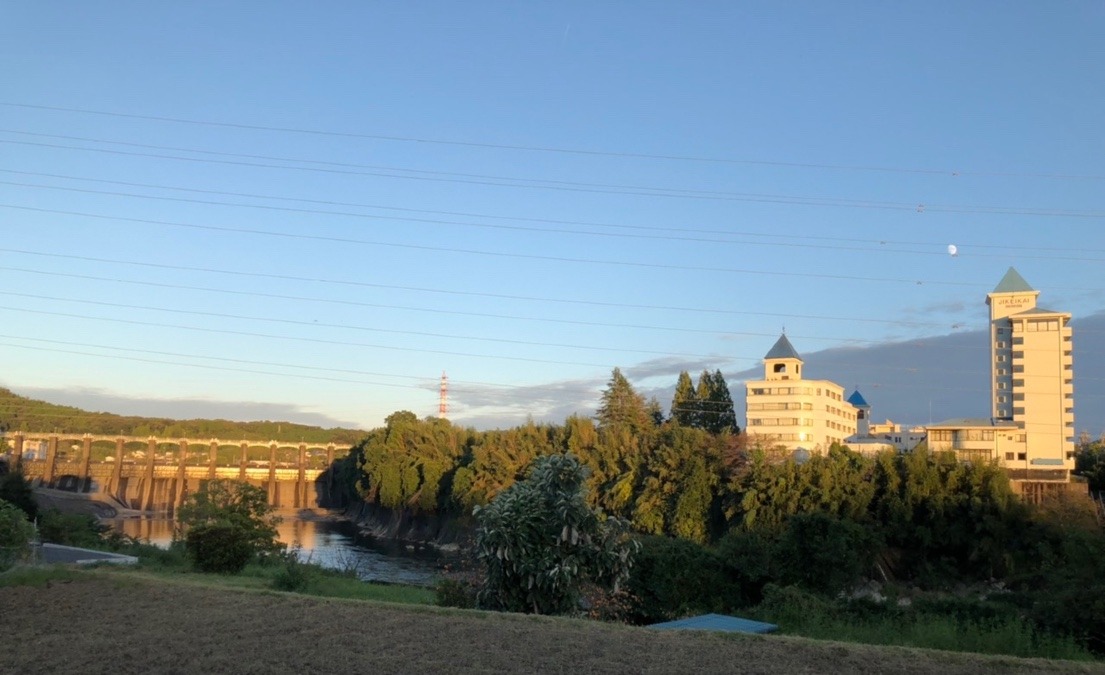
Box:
left=38, top=544, right=137, bottom=565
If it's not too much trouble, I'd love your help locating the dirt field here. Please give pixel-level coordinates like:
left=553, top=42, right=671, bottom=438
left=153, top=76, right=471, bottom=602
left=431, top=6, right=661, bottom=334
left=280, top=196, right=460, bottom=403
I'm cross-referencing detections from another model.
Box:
left=1, top=573, right=1101, bottom=675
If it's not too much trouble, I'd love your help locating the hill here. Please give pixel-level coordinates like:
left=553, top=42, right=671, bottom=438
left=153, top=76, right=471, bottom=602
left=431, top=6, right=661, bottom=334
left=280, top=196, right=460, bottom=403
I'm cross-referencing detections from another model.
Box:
left=0, top=388, right=366, bottom=444
left=0, top=573, right=1096, bottom=675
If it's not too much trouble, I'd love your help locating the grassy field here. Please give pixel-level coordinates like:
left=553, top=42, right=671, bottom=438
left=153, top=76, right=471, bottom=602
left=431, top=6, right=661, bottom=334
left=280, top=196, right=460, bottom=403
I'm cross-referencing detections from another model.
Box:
left=1, top=569, right=1102, bottom=675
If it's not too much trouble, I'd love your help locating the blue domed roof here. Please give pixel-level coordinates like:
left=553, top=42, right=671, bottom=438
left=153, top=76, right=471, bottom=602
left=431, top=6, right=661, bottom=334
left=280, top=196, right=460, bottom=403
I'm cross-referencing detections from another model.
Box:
left=847, top=389, right=869, bottom=408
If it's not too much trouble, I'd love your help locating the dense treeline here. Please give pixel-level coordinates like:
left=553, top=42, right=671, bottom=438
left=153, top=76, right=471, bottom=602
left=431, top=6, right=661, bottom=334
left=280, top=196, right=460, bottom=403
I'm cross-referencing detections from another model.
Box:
left=0, top=388, right=364, bottom=444
left=345, top=369, right=1105, bottom=653
left=343, top=369, right=741, bottom=544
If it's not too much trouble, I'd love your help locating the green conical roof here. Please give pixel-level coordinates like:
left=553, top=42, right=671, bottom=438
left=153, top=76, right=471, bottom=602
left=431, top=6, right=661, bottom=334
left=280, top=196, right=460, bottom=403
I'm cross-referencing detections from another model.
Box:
left=993, top=267, right=1034, bottom=294
left=765, top=333, right=801, bottom=361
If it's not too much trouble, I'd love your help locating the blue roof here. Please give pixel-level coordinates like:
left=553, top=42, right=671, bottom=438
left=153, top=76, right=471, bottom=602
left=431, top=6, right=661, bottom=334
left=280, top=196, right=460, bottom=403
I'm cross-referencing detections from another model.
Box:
left=993, top=267, right=1035, bottom=294
left=764, top=334, right=801, bottom=361
left=846, top=389, right=869, bottom=408
left=649, top=613, right=779, bottom=634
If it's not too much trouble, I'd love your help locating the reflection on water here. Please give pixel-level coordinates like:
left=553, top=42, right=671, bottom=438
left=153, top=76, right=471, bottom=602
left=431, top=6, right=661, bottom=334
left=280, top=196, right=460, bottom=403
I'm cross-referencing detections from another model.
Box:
left=106, top=510, right=445, bottom=587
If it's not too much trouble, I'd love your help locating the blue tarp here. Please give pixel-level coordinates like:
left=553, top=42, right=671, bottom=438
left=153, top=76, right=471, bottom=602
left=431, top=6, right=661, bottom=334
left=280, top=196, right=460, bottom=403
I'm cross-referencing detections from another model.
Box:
left=649, top=613, right=778, bottom=634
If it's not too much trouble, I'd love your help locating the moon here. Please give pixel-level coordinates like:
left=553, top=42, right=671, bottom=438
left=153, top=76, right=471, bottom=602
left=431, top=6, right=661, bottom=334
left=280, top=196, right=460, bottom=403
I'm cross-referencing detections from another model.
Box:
left=947, top=244, right=958, bottom=257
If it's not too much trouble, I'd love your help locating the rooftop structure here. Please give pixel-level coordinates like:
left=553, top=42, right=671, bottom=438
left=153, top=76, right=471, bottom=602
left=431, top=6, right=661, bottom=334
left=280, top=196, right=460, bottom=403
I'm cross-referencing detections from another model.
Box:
left=745, top=334, right=857, bottom=455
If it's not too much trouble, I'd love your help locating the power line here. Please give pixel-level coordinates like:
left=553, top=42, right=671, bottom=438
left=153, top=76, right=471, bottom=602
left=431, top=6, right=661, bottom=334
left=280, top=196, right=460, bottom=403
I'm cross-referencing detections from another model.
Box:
left=0, top=265, right=957, bottom=336
left=0, top=221, right=987, bottom=289
left=0, top=304, right=621, bottom=369
left=6, top=179, right=1105, bottom=259
left=4, top=101, right=1104, bottom=181
left=0, top=290, right=738, bottom=360
left=6, top=168, right=1105, bottom=256
left=6, top=138, right=1105, bottom=218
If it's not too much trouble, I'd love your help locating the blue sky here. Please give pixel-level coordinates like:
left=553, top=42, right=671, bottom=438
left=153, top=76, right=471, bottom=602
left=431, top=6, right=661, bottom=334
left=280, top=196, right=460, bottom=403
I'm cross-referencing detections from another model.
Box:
left=1, top=3, right=1104, bottom=431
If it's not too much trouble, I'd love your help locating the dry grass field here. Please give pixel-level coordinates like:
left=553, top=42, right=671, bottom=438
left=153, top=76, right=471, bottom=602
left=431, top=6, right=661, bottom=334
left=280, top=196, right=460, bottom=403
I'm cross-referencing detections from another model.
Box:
left=1, top=572, right=1101, bottom=675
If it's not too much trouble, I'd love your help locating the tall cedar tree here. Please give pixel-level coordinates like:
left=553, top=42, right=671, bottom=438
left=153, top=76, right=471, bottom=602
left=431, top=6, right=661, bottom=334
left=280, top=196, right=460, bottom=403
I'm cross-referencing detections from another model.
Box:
left=595, top=368, right=651, bottom=434
left=695, top=371, right=717, bottom=432
left=670, top=371, right=698, bottom=427
left=707, top=369, right=739, bottom=435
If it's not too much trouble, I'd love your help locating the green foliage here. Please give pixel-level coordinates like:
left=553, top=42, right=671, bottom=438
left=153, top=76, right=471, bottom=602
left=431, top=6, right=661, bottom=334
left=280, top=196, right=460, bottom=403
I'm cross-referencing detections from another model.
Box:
left=1010, top=504, right=1105, bottom=655
left=772, top=512, right=881, bottom=595
left=37, top=509, right=108, bottom=547
left=669, top=371, right=698, bottom=427
left=1075, top=439, right=1105, bottom=492
left=356, top=412, right=471, bottom=513
left=435, top=578, right=478, bottom=609
left=0, top=499, right=34, bottom=571
left=695, top=370, right=739, bottom=435
left=474, top=453, right=640, bottom=615
left=625, top=535, right=737, bottom=623
left=752, top=584, right=1095, bottom=661
left=270, top=546, right=314, bottom=592
left=631, top=425, right=723, bottom=543
left=0, top=471, right=38, bottom=521
left=185, top=522, right=255, bottom=574
left=178, top=480, right=282, bottom=575
left=595, top=368, right=652, bottom=435
left=177, top=479, right=282, bottom=560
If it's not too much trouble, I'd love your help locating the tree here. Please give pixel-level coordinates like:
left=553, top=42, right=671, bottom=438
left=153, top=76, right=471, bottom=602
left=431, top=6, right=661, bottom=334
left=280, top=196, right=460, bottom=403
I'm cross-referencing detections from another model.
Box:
left=595, top=368, right=650, bottom=435
left=474, top=453, right=640, bottom=615
left=1075, top=440, right=1105, bottom=492
left=178, top=479, right=282, bottom=572
left=0, top=470, right=38, bottom=521
left=0, top=499, right=34, bottom=571
left=670, top=371, right=699, bottom=427
left=696, top=370, right=738, bottom=435
left=706, top=369, right=739, bottom=435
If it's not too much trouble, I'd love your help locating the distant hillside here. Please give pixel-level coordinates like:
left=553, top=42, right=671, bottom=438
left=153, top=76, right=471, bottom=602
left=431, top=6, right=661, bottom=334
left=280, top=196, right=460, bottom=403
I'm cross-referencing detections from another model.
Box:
left=0, top=388, right=366, bottom=444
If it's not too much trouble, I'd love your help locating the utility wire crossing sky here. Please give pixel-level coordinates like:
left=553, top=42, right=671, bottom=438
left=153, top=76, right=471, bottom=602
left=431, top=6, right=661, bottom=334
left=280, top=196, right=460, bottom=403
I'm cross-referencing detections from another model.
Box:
left=1, top=4, right=1103, bottom=430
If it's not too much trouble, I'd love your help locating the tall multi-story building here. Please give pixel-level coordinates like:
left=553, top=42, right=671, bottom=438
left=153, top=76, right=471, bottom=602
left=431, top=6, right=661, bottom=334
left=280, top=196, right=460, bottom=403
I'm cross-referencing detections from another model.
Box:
left=927, top=268, right=1075, bottom=494
left=987, top=267, right=1075, bottom=469
left=745, top=334, right=857, bottom=454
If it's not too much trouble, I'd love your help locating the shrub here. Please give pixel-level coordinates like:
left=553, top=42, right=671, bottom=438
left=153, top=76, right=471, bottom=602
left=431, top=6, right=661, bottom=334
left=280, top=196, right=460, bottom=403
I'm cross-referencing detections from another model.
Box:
left=36, top=509, right=107, bottom=547
left=270, top=546, right=313, bottom=592
left=0, top=471, right=38, bottom=521
left=435, top=578, right=477, bottom=609
left=177, top=480, right=282, bottom=560
left=625, top=535, right=738, bottom=623
left=715, top=529, right=776, bottom=606
left=0, top=499, right=34, bottom=571
left=772, top=512, right=881, bottom=595
left=474, top=453, right=640, bottom=615
left=185, top=522, right=254, bottom=574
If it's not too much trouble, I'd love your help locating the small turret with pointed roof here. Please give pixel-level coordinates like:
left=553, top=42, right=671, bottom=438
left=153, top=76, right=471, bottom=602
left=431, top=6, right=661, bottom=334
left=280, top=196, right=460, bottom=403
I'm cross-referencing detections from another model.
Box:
left=848, top=388, right=870, bottom=436
left=763, top=333, right=803, bottom=381
left=765, top=333, right=801, bottom=361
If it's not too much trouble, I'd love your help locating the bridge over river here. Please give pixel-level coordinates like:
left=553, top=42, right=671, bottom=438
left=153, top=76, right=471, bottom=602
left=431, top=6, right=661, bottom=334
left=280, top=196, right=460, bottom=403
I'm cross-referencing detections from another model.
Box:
left=3, top=432, right=352, bottom=512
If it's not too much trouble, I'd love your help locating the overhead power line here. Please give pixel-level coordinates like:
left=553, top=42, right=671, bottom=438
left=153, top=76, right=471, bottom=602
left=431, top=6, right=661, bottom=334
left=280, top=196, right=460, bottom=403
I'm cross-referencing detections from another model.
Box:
left=3, top=101, right=1104, bottom=181
left=5, top=179, right=1105, bottom=256
left=0, top=265, right=958, bottom=334
left=5, top=138, right=1105, bottom=217
left=5, top=168, right=1105, bottom=255
left=0, top=221, right=988, bottom=289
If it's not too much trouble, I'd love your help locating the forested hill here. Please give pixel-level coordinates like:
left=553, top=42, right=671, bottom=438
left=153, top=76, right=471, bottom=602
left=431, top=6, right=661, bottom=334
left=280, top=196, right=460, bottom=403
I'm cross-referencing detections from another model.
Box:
left=0, top=388, right=366, bottom=444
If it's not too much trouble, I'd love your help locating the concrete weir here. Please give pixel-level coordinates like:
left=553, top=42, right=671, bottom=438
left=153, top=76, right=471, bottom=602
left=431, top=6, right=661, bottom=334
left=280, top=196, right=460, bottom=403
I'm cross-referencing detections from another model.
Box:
left=5, top=432, right=348, bottom=513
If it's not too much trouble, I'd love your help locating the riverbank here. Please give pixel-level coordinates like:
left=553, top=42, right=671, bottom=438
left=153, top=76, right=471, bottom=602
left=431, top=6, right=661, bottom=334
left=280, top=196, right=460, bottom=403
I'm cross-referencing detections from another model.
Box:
left=1, top=571, right=1096, bottom=675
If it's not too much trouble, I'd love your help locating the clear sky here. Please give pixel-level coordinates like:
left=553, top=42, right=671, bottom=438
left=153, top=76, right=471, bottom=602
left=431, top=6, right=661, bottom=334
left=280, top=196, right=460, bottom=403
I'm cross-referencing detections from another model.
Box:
left=2, top=3, right=1104, bottom=430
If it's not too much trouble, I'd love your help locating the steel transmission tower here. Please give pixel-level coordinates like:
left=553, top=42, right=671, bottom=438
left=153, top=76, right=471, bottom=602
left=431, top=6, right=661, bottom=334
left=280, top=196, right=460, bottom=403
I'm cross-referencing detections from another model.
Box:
left=439, top=371, right=448, bottom=419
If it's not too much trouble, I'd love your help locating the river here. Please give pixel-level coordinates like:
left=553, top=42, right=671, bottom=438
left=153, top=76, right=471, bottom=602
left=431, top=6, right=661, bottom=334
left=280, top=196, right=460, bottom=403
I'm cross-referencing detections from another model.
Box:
left=105, top=510, right=448, bottom=587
